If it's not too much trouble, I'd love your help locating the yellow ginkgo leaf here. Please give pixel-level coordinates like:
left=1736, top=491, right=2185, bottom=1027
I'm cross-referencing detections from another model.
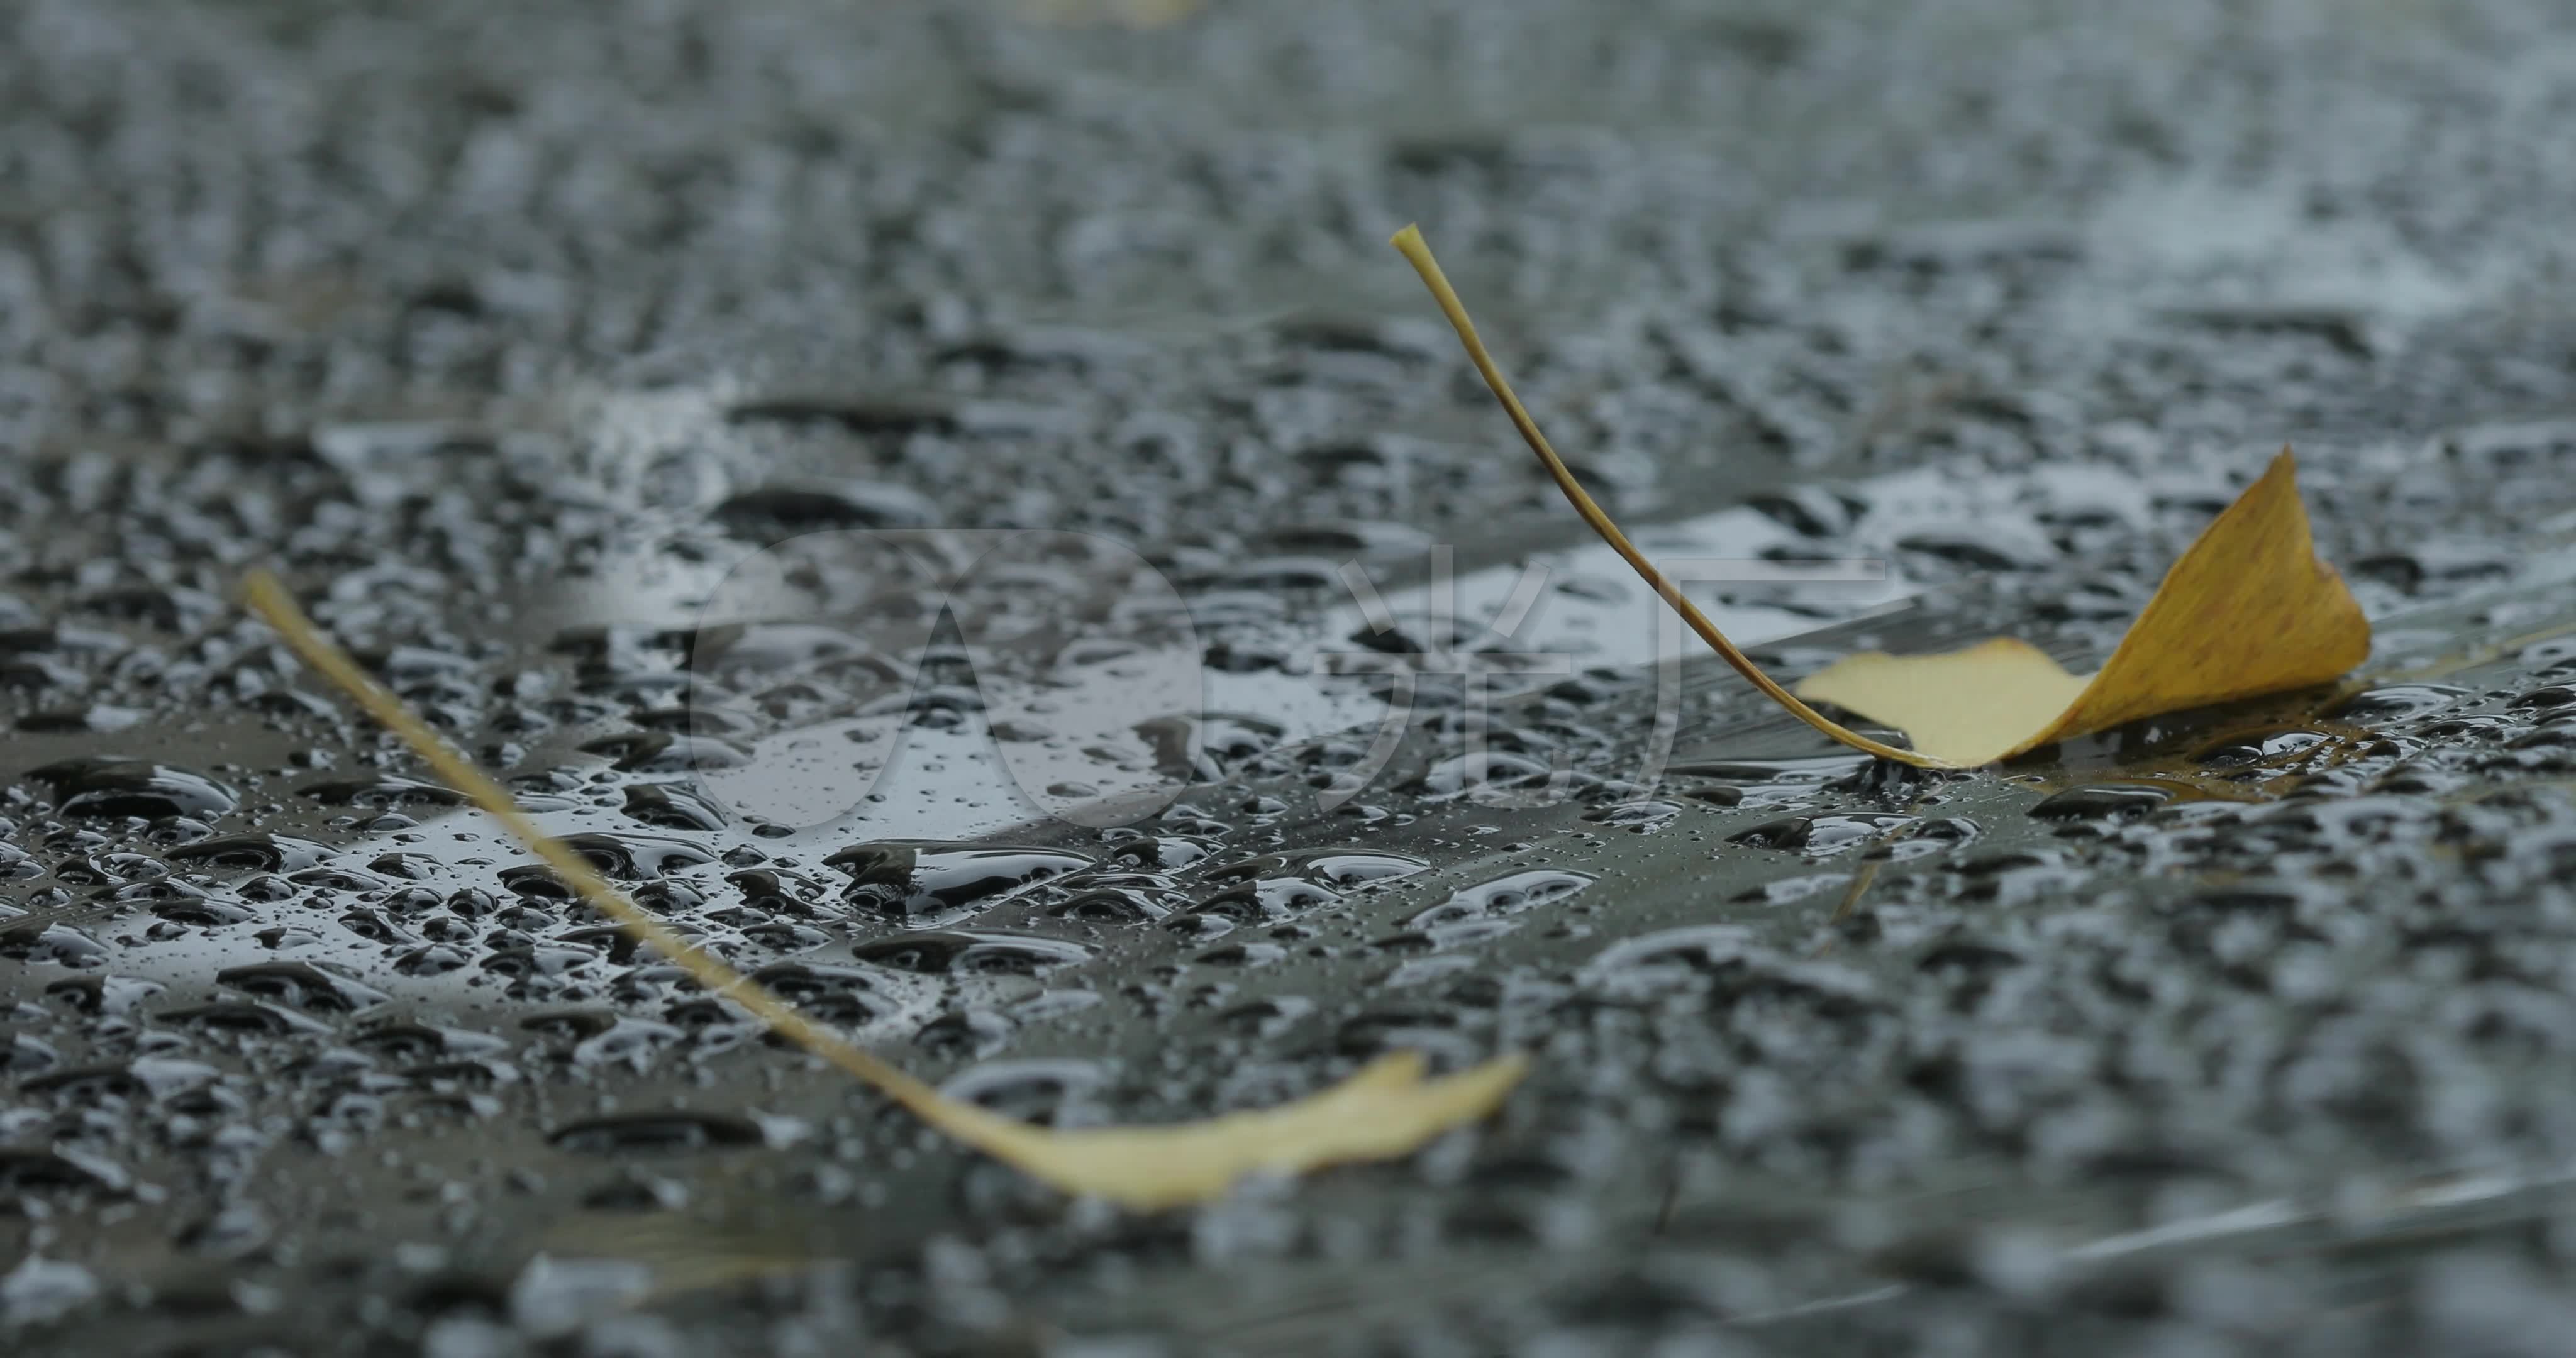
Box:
left=239, top=571, right=1524, bottom=1212
left=1388, top=224, right=2372, bottom=769
left=1792, top=451, right=2371, bottom=765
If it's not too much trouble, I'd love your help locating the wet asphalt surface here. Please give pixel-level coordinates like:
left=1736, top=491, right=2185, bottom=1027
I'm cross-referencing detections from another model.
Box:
left=13, top=0, right=2576, bottom=1354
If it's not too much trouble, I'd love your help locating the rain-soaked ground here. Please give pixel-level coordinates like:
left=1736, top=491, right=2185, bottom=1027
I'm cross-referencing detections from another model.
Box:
left=12, top=0, right=2576, bottom=1353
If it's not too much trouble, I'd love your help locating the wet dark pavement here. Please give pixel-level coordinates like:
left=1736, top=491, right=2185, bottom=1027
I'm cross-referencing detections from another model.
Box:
left=13, top=1, right=2576, bottom=1354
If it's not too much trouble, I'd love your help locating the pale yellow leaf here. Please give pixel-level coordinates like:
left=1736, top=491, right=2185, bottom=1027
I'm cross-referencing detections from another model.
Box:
left=1388, top=223, right=2372, bottom=769
left=1794, top=451, right=2372, bottom=765
left=238, top=571, right=1524, bottom=1211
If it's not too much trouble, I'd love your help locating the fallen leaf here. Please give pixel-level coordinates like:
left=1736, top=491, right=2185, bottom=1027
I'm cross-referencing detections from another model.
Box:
left=1792, top=451, right=2370, bottom=763
left=238, top=570, right=1524, bottom=1211
left=1388, top=224, right=2372, bottom=768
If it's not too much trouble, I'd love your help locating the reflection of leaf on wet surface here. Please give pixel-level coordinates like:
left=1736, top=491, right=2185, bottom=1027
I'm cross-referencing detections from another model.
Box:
left=241, top=570, right=1525, bottom=1211
left=1391, top=225, right=2373, bottom=770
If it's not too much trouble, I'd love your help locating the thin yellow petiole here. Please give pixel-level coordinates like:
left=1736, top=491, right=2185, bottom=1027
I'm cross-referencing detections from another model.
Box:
left=240, top=570, right=1528, bottom=1210
left=1387, top=224, right=1946, bottom=770
left=238, top=571, right=1037, bottom=1156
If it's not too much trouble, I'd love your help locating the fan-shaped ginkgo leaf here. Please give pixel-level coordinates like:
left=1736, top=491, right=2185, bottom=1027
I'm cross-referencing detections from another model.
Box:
left=1387, top=224, right=2370, bottom=768
left=1791, top=451, right=2369, bottom=765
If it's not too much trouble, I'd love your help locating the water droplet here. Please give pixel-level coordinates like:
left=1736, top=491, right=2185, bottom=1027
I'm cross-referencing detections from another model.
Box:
left=23, top=758, right=238, bottom=819
left=824, top=842, right=1094, bottom=922
left=166, top=834, right=336, bottom=873
left=158, top=1001, right=332, bottom=1039
left=852, top=930, right=1091, bottom=976
left=552, top=832, right=718, bottom=880
left=550, top=1111, right=769, bottom=1154
left=2328, top=684, right=2470, bottom=722
left=1728, top=812, right=1914, bottom=854
left=746, top=961, right=918, bottom=1025
left=1406, top=869, right=1595, bottom=928
left=1407, top=751, right=1553, bottom=797
left=579, top=731, right=751, bottom=773
left=622, top=783, right=730, bottom=831
left=216, top=961, right=391, bottom=1013
left=1582, top=800, right=1684, bottom=831
left=1670, top=753, right=1872, bottom=805
left=2194, top=728, right=2332, bottom=768
left=2028, top=781, right=2184, bottom=820
left=296, top=776, right=467, bottom=809
left=17, top=704, right=148, bottom=734
left=713, top=478, right=938, bottom=532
